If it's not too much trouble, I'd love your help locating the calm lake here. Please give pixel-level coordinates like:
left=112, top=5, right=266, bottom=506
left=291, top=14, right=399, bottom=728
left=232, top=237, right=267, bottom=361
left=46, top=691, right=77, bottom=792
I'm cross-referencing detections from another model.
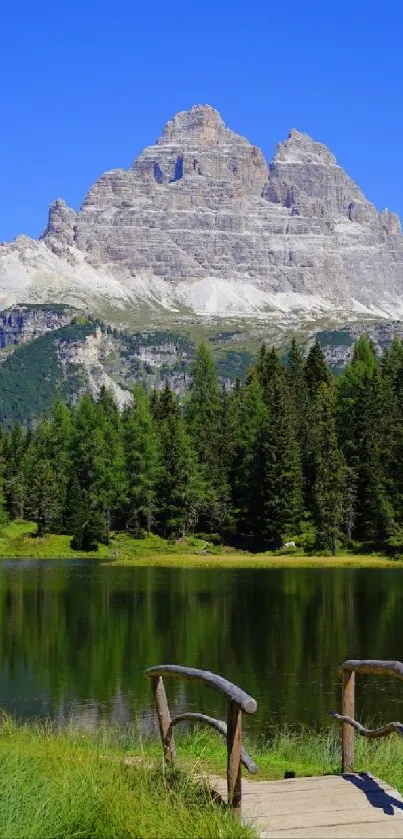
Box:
left=0, top=560, right=402, bottom=737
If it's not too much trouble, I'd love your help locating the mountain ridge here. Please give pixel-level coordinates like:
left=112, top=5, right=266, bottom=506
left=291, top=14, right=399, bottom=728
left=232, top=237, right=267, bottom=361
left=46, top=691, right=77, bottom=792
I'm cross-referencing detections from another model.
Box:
left=1, top=301, right=403, bottom=428
left=1, top=104, right=402, bottom=323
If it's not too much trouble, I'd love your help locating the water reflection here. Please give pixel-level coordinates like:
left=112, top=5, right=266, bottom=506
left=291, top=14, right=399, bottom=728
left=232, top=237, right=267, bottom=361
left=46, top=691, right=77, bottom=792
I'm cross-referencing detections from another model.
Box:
left=0, top=561, right=402, bottom=735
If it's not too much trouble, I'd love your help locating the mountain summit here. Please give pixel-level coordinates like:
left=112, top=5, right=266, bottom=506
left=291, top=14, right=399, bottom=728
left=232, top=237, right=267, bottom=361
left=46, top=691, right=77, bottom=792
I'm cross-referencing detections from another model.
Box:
left=1, top=104, right=402, bottom=321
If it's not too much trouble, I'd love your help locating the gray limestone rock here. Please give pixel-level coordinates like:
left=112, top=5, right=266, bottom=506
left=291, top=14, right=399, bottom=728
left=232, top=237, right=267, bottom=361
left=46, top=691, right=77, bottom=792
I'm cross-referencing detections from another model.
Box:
left=1, top=104, right=403, bottom=321
left=40, top=198, right=78, bottom=260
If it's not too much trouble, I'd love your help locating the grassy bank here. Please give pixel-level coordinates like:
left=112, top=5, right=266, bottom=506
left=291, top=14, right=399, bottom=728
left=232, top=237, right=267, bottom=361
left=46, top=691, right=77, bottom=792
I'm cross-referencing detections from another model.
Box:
left=1, top=520, right=402, bottom=568
left=0, top=718, right=251, bottom=839
left=141, top=726, right=403, bottom=793
left=1, top=720, right=403, bottom=837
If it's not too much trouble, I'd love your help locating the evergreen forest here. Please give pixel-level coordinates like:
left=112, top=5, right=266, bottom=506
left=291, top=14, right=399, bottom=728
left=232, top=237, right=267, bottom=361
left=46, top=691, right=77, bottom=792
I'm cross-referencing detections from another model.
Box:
left=0, top=335, right=402, bottom=555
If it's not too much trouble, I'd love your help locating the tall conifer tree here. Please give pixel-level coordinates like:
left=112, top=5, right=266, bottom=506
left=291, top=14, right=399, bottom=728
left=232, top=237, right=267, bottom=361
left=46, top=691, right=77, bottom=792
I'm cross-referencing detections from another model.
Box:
left=156, top=384, right=204, bottom=537
left=312, top=381, right=345, bottom=553
left=337, top=340, right=392, bottom=547
left=122, top=383, right=160, bottom=533
left=253, top=349, right=302, bottom=547
left=186, top=344, right=228, bottom=527
left=95, top=388, right=126, bottom=540
left=231, top=372, right=266, bottom=534
left=0, top=434, right=7, bottom=525
left=305, top=341, right=331, bottom=399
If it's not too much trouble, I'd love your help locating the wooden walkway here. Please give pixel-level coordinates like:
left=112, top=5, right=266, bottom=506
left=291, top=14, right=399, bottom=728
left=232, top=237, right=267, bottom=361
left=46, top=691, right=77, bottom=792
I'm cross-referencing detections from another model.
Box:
left=145, top=661, right=403, bottom=836
left=211, top=773, right=403, bottom=838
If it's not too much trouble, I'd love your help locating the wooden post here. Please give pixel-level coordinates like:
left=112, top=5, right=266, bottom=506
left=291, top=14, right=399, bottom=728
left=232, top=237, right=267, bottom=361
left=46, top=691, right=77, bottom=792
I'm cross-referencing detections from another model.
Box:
left=227, top=701, right=242, bottom=816
left=151, top=676, right=176, bottom=764
left=342, top=668, right=355, bottom=773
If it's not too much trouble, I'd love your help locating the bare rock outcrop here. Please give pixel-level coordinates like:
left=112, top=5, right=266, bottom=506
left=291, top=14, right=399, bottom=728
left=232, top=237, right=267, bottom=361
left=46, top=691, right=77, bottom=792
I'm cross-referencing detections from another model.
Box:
left=1, top=104, right=403, bottom=321
left=0, top=304, right=75, bottom=348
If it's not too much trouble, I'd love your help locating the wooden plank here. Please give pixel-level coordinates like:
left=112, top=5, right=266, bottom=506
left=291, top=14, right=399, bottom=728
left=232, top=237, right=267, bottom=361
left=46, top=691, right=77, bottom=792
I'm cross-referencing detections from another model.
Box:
left=212, top=775, right=401, bottom=796
left=261, top=821, right=403, bottom=838
left=225, top=788, right=402, bottom=816
left=144, top=664, right=257, bottom=713
left=227, top=702, right=242, bottom=815
left=342, top=669, right=355, bottom=772
left=216, top=774, right=393, bottom=793
left=210, top=774, right=403, bottom=838
left=255, top=805, right=403, bottom=830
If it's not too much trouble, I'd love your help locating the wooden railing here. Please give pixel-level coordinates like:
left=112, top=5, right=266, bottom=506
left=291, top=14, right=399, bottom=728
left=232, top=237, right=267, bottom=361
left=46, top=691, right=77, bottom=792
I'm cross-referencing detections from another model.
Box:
left=330, top=659, right=403, bottom=773
left=144, top=664, right=258, bottom=815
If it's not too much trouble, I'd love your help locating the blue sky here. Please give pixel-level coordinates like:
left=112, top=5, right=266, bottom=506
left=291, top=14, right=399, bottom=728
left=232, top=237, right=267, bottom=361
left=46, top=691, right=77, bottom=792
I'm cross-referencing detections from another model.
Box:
left=1, top=0, right=402, bottom=241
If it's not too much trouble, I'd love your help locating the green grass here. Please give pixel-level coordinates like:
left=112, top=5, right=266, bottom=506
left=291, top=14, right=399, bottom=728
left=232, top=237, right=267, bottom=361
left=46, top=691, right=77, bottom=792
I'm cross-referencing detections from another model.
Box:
left=0, top=718, right=252, bottom=839
left=1, top=520, right=403, bottom=567
left=2, top=720, right=403, bottom=838
left=255, top=728, right=403, bottom=793
left=143, top=726, right=403, bottom=792
left=147, top=726, right=403, bottom=794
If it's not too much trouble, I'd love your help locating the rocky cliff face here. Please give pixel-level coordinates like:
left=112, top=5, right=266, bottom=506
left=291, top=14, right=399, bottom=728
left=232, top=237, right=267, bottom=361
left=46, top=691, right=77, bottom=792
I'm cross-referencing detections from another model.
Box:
left=0, top=305, right=75, bottom=349
left=1, top=105, right=402, bottom=321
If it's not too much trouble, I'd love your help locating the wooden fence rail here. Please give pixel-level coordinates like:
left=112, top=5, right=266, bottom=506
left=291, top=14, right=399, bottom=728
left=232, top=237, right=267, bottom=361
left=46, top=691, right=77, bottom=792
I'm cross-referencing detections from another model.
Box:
left=330, top=659, right=403, bottom=773
left=144, top=664, right=258, bottom=815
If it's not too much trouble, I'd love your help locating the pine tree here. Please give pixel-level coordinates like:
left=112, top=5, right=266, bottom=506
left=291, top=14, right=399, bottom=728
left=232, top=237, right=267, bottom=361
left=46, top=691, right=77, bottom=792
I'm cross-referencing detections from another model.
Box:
left=343, top=465, right=357, bottom=542
left=305, top=341, right=331, bottom=399
left=66, top=396, right=109, bottom=548
left=287, top=339, right=308, bottom=421
left=68, top=395, right=99, bottom=495
left=71, top=504, right=108, bottom=551
left=47, top=401, right=73, bottom=530
left=353, top=370, right=392, bottom=546
left=312, top=382, right=345, bottom=554
left=256, top=343, right=281, bottom=398
left=122, top=383, right=160, bottom=533
left=0, top=434, right=7, bottom=525
left=336, top=338, right=392, bottom=547
left=231, top=372, right=266, bottom=534
left=380, top=340, right=403, bottom=535
left=185, top=344, right=228, bottom=528
left=4, top=424, right=28, bottom=519
left=253, top=349, right=302, bottom=548
left=95, top=388, right=126, bottom=541
left=336, top=336, right=379, bottom=461
left=25, top=459, right=61, bottom=537
left=64, top=472, right=85, bottom=536
left=287, top=338, right=311, bottom=508
left=156, top=384, right=204, bottom=537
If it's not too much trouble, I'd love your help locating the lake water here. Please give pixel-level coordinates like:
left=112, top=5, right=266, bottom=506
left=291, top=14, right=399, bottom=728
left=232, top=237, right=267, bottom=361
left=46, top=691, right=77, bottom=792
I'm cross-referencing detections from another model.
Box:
left=0, top=560, right=402, bottom=737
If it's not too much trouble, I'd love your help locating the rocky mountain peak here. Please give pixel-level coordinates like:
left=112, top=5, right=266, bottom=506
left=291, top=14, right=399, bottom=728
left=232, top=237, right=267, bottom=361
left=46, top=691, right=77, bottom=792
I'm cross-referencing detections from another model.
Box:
left=1, top=104, right=403, bottom=322
left=275, top=129, right=338, bottom=166
left=125, top=103, right=268, bottom=197
left=40, top=198, right=77, bottom=258
left=157, top=104, right=228, bottom=147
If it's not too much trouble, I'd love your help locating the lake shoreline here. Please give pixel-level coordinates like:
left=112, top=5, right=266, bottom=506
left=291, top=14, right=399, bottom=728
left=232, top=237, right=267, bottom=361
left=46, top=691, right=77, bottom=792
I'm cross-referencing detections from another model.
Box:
left=2, top=718, right=402, bottom=781
left=106, top=553, right=403, bottom=568
left=0, top=521, right=402, bottom=568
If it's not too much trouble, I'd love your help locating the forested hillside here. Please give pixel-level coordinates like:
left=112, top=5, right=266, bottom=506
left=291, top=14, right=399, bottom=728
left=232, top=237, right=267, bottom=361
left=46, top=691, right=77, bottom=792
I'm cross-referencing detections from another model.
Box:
left=0, top=337, right=401, bottom=554
left=0, top=319, right=98, bottom=426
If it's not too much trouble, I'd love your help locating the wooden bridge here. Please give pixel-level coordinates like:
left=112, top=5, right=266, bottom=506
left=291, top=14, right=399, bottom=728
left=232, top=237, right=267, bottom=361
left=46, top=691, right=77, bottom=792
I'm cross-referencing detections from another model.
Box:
left=145, top=660, right=403, bottom=838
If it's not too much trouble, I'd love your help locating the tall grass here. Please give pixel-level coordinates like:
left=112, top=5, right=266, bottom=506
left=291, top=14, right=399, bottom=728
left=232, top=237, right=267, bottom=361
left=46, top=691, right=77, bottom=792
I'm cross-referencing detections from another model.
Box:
left=0, top=718, right=252, bottom=839
left=253, top=727, right=403, bottom=790
left=1, top=717, right=403, bottom=837
left=142, top=724, right=403, bottom=791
